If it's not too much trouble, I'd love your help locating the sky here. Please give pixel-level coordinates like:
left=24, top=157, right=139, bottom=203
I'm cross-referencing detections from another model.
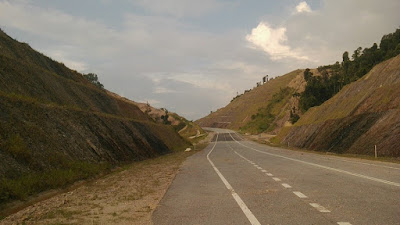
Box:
left=0, top=0, right=399, bottom=120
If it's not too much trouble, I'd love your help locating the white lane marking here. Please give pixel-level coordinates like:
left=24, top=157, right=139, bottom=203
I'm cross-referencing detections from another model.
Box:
left=207, top=133, right=261, bottom=225
left=272, top=177, right=281, bottom=181
left=228, top=133, right=400, bottom=187
left=337, top=222, right=352, bottom=225
left=282, top=183, right=292, bottom=188
left=266, top=173, right=273, bottom=176
left=256, top=166, right=263, bottom=170
left=293, top=191, right=308, bottom=198
left=309, top=203, right=331, bottom=213
left=261, top=169, right=267, bottom=173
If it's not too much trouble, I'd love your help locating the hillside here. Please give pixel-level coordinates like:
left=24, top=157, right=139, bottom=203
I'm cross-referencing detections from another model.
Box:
left=274, top=55, right=400, bottom=157
left=196, top=69, right=306, bottom=131
left=107, top=91, right=205, bottom=142
left=0, top=29, right=189, bottom=205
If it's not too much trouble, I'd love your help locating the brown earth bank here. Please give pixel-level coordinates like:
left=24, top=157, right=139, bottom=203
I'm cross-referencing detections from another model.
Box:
left=275, top=55, right=400, bottom=157
left=196, top=69, right=305, bottom=130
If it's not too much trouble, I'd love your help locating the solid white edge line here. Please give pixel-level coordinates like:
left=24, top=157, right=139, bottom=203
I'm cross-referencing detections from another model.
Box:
left=293, top=191, right=308, bottom=198
left=228, top=133, right=400, bottom=187
left=336, top=158, right=400, bottom=171
left=207, top=133, right=261, bottom=225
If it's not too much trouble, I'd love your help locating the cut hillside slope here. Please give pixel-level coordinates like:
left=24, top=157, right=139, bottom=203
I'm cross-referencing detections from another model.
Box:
left=275, top=55, right=400, bottom=157
left=197, top=69, right=305, bottom=130
left=0, top=29, right=189, bottom=206
left=107, top=91, right=205, bottom=142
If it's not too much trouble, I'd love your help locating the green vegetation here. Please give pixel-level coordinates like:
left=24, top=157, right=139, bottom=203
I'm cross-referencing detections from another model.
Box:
left=3, top=134, right=32, bottom=164
left=300, top=28, right=400, bottom=112
left=0, top=28, right=191, bottom=210
left=83, top=73, right=104, bottom=89
left=0, top=161, right=111, bottom=205
left=241, top=87, right=294, bottom=134
left=160, top=109, right=171, bottom=125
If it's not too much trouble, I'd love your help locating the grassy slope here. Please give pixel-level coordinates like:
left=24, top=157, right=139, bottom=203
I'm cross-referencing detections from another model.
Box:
left=196, top=69, right=302, bottom=130
left=275, top=55, right=400, bottom=157
left=107, top=91, right=205, bottom=143
left=0, top=29, right=189, bottom=205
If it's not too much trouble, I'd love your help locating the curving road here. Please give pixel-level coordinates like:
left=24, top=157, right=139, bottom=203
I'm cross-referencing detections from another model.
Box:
left=153, top=128, right=400, bottom=225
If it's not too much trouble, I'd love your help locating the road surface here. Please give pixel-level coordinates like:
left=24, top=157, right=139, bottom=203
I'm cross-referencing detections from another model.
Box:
left=153, top=128, right=400, bottom=225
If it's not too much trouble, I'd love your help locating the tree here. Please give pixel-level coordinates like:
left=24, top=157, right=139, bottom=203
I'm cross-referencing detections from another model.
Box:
left=83, top=73, right=104, bottom=89
left=303, top=68, right=313, bottom=82
left=352, top=47, right=362, bottom=60
left=160, top=110, right=171, bottom=125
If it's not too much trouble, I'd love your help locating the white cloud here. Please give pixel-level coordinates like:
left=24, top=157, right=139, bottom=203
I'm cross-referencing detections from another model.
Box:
left=1, top=0, right=399, bottom=120
left=296, top=1, right=312, bottom=13
left=246, top=22, right=309, bottom=61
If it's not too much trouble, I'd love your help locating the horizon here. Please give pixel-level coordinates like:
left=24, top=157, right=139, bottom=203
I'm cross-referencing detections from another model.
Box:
left=0, top=0, right=399, bottom=120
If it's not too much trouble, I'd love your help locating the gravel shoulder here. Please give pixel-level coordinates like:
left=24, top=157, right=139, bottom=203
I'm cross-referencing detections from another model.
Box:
left=0, top=150, right=200, bottom=225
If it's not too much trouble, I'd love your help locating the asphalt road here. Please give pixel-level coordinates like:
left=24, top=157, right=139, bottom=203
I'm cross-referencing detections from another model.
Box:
left=153, top=128, right=400, bottom=225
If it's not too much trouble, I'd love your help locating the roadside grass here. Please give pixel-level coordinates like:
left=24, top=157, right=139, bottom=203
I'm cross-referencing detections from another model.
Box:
left=0, top=161, right=111, bottom=208
left=0, top=132, right=212, bottom=223
left=246, top=134, right=400, bottom=164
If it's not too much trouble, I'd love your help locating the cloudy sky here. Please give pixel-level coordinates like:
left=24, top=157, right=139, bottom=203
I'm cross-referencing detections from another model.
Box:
left=0, top=0, right=399, bottom=120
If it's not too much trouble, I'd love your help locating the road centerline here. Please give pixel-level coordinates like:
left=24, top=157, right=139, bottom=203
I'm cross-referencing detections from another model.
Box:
left=228, top=133, right=400, bottom=187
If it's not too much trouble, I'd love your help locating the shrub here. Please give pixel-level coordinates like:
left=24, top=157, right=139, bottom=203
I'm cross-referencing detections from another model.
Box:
left=4, top=134, right=32, bottom=163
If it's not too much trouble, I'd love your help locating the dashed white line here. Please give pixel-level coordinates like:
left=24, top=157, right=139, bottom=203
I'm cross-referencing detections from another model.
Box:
left=293, top=191, right=308, bottom=198
left=228, top=133, right=353, bottom=224
left=309, top=203, right=331, bottom=213
left=228, top=133, right=400, bottom=187
left=207, top=134, right=261, bottom=225
left=266, top=173, right=273, bottom=176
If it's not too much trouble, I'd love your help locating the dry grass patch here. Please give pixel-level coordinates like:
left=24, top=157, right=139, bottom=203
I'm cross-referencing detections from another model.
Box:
left=0, top=148, right=203, bottom=225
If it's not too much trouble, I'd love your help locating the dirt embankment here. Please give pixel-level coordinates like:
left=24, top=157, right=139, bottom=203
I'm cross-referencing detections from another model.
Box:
left=278, top=55, right=400, bottom=157
left=0, top=29, right=190, bottom=207
left=196, top=69, right=303, bottom=130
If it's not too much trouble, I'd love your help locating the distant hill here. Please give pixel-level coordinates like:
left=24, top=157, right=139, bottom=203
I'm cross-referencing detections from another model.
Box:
left=274, top=55, right=400, bottom=157
left=107, top=91, right=205, bottom=142
left=0, top=29, right=189, bottom=205
left=196, top=69, right=306, bottom=132
left=197, top=28, right=400, bottom=158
